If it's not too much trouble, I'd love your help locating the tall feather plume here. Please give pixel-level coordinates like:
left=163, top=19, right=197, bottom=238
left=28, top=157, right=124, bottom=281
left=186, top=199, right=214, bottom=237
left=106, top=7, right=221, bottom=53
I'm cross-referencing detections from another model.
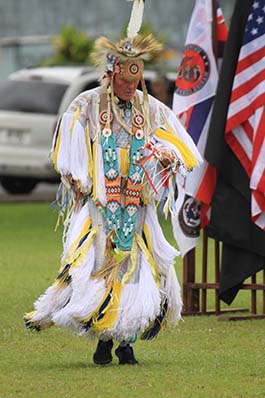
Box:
left=126, top=0, right=145, bottom=39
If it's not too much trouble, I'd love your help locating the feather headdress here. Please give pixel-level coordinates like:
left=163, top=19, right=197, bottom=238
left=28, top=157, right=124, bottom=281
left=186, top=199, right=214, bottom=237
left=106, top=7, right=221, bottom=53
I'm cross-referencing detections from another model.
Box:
left=91, top=0, right=161, bottom=138
left=92, top=34, right=162, bottom=74
left=92, top=0, right=162, bottom=77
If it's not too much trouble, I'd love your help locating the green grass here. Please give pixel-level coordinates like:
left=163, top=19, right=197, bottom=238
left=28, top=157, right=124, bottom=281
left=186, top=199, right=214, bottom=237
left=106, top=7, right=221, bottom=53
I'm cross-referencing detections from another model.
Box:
left=1, top=203, right=265, bottom=398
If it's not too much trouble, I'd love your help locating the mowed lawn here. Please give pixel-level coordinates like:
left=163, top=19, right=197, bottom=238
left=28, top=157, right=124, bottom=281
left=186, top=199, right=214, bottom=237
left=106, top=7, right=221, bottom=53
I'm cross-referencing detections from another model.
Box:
left=1, top=202, right=265, bottom=398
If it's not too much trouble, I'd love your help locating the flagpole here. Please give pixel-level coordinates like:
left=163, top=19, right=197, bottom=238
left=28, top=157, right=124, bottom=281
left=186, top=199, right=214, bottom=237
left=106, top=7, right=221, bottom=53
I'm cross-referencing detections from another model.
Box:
left=211, top=0, right=218, bottom=60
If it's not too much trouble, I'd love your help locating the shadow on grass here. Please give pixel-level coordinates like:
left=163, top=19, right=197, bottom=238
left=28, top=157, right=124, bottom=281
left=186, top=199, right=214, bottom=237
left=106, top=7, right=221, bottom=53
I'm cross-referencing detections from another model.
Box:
left=28, top=358, right=167, bottom=370
left=30, top=360, right=96, bottom=370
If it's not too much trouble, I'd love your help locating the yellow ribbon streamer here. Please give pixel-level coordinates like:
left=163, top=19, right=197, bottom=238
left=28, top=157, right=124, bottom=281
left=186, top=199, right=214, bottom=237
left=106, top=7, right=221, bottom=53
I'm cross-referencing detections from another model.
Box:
left=92, top=141, right=98, bottom=201
left=63, top=223, right=98, bottom=268
left=155, top=127, right=198, bottom=170
left=52, top=119, right=62, bottom=170
left=70, top=108, right=81, bottom=139
left=92, top=278, right=122, bottom=333
left=85, top=123, right=94, bottom=180
left=135, top=233, right=160, bottom=287
left=121, top=237, right=138, bottom=286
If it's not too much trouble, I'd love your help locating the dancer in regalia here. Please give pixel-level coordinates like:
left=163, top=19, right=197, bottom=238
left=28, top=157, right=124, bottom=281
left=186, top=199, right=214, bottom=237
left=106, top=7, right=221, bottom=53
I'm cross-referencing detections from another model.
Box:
left=24, top=0, right=202, bottom=365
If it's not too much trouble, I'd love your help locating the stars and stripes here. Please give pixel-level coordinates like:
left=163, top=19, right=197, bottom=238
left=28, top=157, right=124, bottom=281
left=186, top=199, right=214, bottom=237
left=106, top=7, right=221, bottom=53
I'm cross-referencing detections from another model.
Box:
left=225, top=0, right=265, bottom=230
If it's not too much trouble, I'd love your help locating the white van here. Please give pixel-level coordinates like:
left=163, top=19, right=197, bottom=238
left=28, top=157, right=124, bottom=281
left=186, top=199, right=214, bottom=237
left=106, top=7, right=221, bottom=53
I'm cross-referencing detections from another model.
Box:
left=0, top=66, right=176, bottom=194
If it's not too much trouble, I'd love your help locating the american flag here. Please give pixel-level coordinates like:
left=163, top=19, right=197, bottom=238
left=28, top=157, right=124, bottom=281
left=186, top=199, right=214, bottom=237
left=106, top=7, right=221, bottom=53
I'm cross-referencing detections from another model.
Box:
left=172, top=0, right=227, bottom=256
left=225, top=0, right=265, bottom=230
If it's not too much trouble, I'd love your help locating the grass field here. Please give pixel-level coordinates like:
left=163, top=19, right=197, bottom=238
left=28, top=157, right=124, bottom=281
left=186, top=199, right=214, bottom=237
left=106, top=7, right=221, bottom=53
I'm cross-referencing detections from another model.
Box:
left=1, top=202, right=265, bottom=398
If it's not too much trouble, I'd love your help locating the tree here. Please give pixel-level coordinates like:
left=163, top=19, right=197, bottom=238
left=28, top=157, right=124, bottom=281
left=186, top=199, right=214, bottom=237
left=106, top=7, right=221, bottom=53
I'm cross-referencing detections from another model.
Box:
left=42, top=26, right=95, bottom=66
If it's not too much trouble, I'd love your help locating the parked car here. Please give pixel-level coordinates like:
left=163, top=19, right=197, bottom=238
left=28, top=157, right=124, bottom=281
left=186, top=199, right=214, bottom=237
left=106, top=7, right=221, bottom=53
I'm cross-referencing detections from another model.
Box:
left=0, top=66, right=176, bottom=194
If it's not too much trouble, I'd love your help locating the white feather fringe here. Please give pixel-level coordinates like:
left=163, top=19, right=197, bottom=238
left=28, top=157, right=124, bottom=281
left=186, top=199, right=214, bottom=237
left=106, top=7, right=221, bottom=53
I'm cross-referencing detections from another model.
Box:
left=95, top=141, right=106, bottom=206
left=56, top=112, right=72, bottom=175
left=165, top=265, right=183, bottom=324
left=61, top=202, right=90, bottom=261
left=70, top=119, right=91, bottom=192
left=30, top=284, right=72, bottom=329
left=52, top=243, right=106, bottom=332
left=145, top=204, right=182, bottom=323
left=54, top=111, right=92, bottom=193
left=145, top=204, right=180, bottom=273
left=29, top=195, right=182, bottom=338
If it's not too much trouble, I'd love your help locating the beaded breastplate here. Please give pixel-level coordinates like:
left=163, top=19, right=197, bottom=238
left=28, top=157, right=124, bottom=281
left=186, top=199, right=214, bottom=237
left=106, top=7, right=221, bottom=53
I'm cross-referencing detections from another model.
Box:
left=99, top=92, right=145, bottom=251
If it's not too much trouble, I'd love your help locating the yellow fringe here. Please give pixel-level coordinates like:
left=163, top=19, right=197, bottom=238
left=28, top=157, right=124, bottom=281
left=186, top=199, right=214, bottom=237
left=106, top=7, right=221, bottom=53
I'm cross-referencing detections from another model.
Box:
left=142, top=222, right=153, bottom=253
left=92, top=141, right=97, bottom=201
left=62, top=223, right=98, bottom=268
left=135, top=233, right=160, bottom=287
left=52, top=119, right=62, bottom=171
left=53, top=107, right=81, bottom=170
left=120, top=229, right=160, bottom=287
left=155, top=127, right=198, bottom=170
left=93, top=277, right=122, bottom=333
left=24, top=311, right=54, bottom=330
left=79, top=276, right=122, bottom=333
left=85, top=123, right=93, bottom=180
left=70, top=108, right=81, bottom=139
left=121, top=237, right=138, bottom=286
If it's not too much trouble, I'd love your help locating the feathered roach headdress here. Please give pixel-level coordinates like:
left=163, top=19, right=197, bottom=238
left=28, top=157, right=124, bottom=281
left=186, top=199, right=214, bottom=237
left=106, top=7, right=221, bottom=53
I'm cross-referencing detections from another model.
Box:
left=92, top=0, right=162, bottom=135
left=92, top=0, right=162, bottom=82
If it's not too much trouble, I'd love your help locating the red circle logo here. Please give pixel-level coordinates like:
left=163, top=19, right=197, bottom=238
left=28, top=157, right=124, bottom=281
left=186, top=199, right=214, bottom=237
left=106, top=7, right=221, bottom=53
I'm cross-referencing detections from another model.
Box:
left=175, top=44, right=210, bottom=96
